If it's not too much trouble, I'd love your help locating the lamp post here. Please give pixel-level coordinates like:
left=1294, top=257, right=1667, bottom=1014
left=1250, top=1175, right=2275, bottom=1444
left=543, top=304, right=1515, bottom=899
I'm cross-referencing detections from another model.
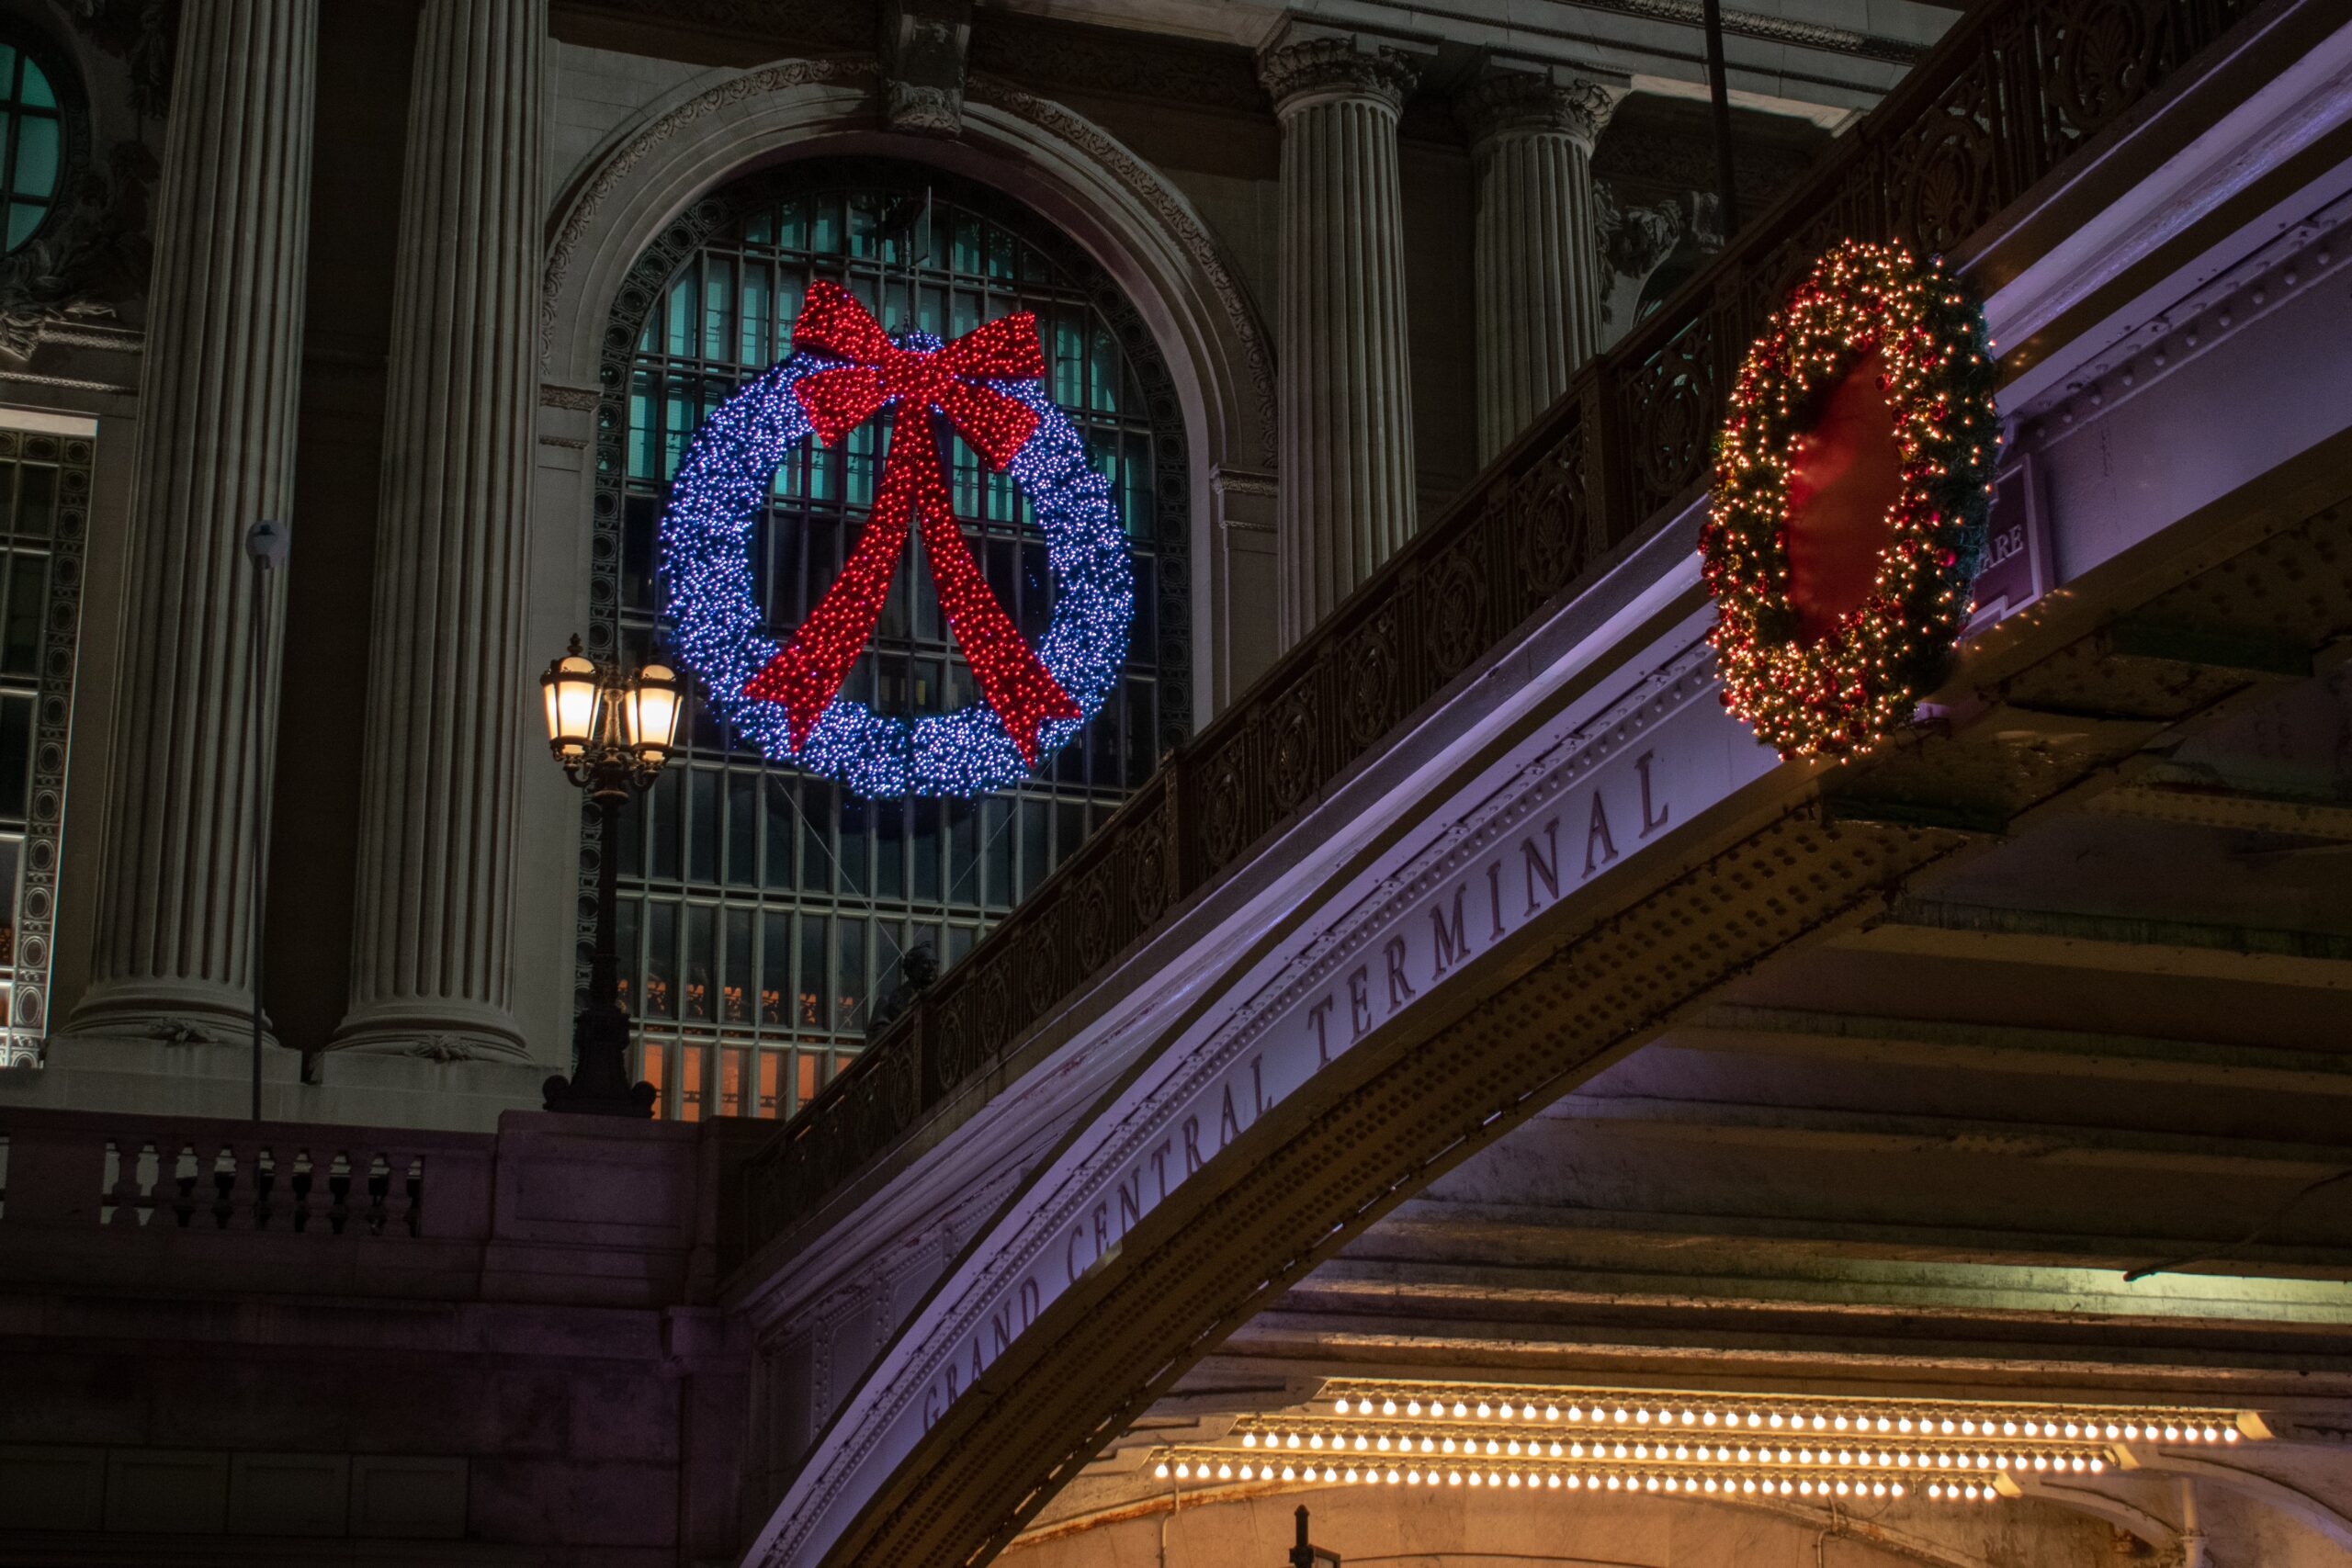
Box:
left=1289, top=1506, right=1340, bottom=1568
left=537, top=635, right=684, bottom=1116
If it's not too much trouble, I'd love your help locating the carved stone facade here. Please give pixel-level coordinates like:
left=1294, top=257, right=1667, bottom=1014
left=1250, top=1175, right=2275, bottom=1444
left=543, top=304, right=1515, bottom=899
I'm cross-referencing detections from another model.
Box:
left=0, top=6, right=166, bottom=359
left=877, top=0, right=970, bottom=133
left=0, top=6, right=2346, bottom=1568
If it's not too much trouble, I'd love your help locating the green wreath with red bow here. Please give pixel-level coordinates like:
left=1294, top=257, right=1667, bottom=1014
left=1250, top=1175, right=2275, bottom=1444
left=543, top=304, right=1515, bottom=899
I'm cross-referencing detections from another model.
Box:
left=1701, top=239, right=2001, bottom=759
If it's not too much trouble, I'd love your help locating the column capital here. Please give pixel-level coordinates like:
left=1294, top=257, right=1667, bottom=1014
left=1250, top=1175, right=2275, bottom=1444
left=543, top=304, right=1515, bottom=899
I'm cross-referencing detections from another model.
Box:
left=1258, top=33, right=1421, bottom=118
left=1454, top=67, right=1620, bottom=150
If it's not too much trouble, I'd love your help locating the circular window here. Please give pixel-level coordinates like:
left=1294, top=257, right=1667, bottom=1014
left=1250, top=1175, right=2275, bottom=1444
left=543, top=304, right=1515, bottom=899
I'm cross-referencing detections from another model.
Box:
left=0, top=39, right=64, bottom=254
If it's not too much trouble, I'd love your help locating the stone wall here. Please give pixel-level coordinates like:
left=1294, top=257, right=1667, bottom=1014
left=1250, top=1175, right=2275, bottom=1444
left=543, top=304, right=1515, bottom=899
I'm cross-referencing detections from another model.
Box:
left=0, top=1105, right=762, bottom=1563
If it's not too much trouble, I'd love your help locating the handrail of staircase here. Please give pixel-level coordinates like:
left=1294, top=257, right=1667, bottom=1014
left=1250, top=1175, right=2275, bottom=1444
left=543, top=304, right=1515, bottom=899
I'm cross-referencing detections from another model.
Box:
left=727, top=0, right=2265, bottom=1267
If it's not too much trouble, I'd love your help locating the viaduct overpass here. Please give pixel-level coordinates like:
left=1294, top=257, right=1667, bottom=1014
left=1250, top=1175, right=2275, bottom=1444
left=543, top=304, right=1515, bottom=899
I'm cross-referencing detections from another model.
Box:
left=724, top=0, right=2352, bottom=1563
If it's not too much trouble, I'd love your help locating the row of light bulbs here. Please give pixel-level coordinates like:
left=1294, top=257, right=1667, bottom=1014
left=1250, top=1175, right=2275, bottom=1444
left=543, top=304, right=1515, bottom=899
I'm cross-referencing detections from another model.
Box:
left=1318, top=1389, right=2248, bottom=1447
left=1238, top=1429, right=2102, bottom=1474
left=1148, top=1455, right=2006, bottom=1504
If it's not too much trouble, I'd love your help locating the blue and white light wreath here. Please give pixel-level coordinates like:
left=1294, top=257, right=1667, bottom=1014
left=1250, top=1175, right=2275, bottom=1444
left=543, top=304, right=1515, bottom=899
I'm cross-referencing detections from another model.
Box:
left=659, top=288, right=1134, bottom=798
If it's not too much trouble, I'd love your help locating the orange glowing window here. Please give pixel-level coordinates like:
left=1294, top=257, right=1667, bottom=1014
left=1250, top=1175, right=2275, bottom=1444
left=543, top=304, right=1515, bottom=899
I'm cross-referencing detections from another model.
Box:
left=640, top=1043, right=669, bottom=1121
left=720, top=1046, right=751, bottom=1117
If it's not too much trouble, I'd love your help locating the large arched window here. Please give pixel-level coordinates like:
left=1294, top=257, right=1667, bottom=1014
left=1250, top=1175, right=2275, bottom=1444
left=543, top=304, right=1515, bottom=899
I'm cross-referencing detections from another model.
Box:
left=0, top=34, right=66, bottom=254
left=595, top=158, right=1191, bottom=1121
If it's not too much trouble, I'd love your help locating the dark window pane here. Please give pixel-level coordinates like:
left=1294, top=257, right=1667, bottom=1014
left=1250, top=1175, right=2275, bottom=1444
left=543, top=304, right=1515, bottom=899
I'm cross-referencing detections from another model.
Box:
left=913, top=798, right=940, bottom=903
left=727, top=773, right=757, bottom=886
left=761, top=910, right=789, bottom=1026
left=684, top=904, right=716, bottom=1021
left=615, top=897, right=639, bottom=1014
left=2, top=552, right=41, bottom=676
left=797, top=914, right=827, bottom=1030
left=875, top=797, right=905, bottom=901
left=763, top=774, right=796, bottom=889
left=836, top=916, right=866, bottom=1034
left=687, top=769, right=719, bottom=884
left=1018, top=796, right=1047, bottom=901
left=649, top=766, right=681, bottom=881
left=17, top=464, right=52, bottom=537
left=644, top=901, right=678, bottom=1019
left=983, top=798, right=1012, bottom=910
left=724, top=907, right=752, bottom=1025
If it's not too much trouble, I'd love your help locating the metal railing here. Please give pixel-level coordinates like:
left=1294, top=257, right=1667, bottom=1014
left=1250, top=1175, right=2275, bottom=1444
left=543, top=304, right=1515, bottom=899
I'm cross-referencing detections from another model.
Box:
left=730, top=0, right=2262, bottom=1260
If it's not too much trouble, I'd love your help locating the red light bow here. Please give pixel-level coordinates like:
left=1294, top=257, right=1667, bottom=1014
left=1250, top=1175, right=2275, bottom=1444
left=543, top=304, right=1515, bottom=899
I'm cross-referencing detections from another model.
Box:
left=743, top=280, right=1080, bottom=763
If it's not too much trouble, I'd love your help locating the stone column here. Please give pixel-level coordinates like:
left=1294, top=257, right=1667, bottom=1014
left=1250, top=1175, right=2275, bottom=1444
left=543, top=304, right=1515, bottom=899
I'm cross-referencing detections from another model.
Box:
left=68, top=0, right=316, bottom=1042
left=1259, top=34, right=1421, bottom=649
left=1457, top=68, right=1618, bottom=466
left=331, top=0, right=545, bottom=1059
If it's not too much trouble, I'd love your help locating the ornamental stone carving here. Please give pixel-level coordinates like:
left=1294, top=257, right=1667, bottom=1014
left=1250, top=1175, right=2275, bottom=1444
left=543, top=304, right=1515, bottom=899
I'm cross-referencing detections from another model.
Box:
left=1597, top=184, right=1688, bottom=281
left=879, top=0, right=972, bottom=134
left=1255, top=35, right=1420, bottom=115
left=0, top=141, right=157, bottom=361
left=1454, top=69, right=1616, bottom=150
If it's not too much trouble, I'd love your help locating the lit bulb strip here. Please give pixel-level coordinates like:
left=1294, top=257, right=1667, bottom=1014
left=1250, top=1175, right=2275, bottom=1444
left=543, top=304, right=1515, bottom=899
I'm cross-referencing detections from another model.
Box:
left=1228, top=1421, right=2109, bottom=1476
left=1310, top=1382, right=2259, bottom=1449
left=1146, top=1449, right=2007, bottom=1504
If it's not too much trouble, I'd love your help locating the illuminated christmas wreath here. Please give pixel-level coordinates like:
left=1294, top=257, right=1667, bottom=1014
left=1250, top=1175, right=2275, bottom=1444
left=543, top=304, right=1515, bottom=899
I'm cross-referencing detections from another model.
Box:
left=660, top=281, right=1133, bottom=797
left=1701, top=239, right=2000, bottom=759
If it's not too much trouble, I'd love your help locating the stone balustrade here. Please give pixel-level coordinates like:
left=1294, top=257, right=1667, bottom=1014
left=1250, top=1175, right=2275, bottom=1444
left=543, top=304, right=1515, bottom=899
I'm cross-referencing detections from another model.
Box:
left=0, top=1105, right=758, bottom=1306
left=0, top=1106, right=763, bottom=1553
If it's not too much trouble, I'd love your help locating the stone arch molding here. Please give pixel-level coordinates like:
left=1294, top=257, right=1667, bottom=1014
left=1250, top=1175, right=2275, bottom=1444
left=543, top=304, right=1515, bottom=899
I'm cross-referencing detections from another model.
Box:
left=537, top=56, right=1275, bottom=472
left=741, top=625, right=1760, bottom=1568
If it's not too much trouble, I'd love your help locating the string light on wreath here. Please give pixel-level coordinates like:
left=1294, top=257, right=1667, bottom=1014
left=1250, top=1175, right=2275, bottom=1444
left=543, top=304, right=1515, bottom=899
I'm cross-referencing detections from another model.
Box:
left=660, top=281, right=1134, bottom=797
left=1701, top=239, right=2000, bottom=760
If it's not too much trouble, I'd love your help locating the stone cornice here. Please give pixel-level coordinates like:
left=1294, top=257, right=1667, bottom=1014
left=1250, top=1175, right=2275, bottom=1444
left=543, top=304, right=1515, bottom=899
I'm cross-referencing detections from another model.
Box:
left=1256, top=37, right=1420, bottom=117
left=1455, top=71, right=1617, bottom=150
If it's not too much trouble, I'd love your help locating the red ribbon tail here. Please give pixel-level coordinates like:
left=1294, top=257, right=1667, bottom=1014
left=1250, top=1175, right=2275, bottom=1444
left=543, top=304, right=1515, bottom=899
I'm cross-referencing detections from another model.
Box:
left=914, top=492, right=1080, bottom=766
left=741, top=453, right=917, bottom=750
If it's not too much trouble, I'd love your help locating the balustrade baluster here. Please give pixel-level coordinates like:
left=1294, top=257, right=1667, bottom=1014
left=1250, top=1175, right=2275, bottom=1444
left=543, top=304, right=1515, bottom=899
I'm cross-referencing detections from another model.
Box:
left=365, top=1154, right=391, bottom=1235
left=290, top=1149, right=315, bottom=1234
left=132, top=1142, right=159, bottom=1228
left=100, top=1140, right=125, bottom=1227
left=170, top=1144, right=200, bottom=1228
left=400, top=1156, right=424, bottom=1237
left=210, top=1145, right=239, bottom=1230
left=252, top=1146, right=277, bottom=1230
left=326, top=1151, right=353, bottom=1235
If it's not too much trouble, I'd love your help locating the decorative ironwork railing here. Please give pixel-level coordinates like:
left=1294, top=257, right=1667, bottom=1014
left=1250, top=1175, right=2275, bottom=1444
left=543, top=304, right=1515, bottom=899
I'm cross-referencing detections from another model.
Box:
left=729, top=0, right=2260, bottom=1260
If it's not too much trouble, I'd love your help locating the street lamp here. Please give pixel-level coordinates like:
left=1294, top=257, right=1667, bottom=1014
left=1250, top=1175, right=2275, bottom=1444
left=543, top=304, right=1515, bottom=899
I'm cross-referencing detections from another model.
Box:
left=1289, top=1506, right=1340, bottom=1568
left=537, top=635, right=684, bottom=1116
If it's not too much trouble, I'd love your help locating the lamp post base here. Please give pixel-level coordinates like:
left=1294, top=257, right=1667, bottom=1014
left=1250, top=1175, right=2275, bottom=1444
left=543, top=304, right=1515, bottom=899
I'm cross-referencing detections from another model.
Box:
left=541, top=1003, right=657, bottom=1117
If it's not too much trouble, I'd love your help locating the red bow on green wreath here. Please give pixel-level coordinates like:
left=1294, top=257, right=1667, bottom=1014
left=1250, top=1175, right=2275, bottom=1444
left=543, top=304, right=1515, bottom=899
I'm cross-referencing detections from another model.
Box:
left=741, top=280, right=1081, bottom=763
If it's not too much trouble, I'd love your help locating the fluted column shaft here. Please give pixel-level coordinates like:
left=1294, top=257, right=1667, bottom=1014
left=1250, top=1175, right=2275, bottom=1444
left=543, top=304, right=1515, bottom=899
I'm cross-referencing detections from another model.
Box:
left=1261, top=38, right=1420, bottom=650
left=71, top=0, right=316, bottom=1040
left=333, top=0, right=545, bottom=1057
left=1460, top=72, right=1616, bottom=465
